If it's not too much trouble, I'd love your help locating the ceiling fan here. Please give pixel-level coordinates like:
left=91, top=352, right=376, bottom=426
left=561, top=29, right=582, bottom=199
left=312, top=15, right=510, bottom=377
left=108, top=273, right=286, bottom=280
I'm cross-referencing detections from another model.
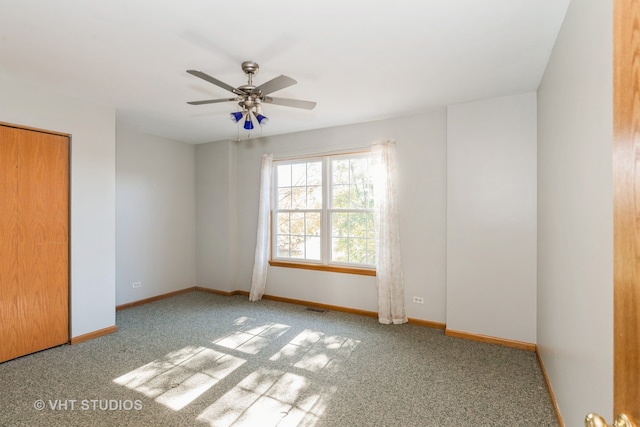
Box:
left=186, top=61, right=316, bottom=130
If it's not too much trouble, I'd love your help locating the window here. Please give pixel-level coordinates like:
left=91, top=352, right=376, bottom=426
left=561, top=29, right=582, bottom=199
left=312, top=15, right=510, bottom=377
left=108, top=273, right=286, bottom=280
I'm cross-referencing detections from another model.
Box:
left=271, top=152, right=376, bottom=275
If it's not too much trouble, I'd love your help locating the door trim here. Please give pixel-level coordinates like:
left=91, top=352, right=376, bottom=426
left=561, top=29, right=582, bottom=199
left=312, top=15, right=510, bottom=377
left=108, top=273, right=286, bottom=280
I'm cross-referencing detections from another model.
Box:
left=613, top=0, right=640, bottom=422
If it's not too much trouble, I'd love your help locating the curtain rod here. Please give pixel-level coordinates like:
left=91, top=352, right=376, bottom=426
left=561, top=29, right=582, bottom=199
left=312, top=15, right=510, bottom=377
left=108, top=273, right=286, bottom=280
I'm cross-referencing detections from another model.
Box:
left=272, top=145, right=372, bottom=162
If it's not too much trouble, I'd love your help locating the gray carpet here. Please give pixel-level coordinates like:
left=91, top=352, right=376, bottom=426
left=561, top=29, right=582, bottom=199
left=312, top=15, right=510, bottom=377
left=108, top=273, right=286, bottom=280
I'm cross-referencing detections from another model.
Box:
left=0, top=292, right=558, bottom=426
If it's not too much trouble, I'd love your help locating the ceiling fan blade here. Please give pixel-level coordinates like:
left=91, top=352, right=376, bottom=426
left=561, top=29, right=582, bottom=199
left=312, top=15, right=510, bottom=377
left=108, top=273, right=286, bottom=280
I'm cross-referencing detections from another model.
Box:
left=253, top=75, right=297, bottom=95
left=264, top=96, right=317, bottom=110
left=187, top=98, right=235, bottom=105
left=186, top=70, right=246, bottom=96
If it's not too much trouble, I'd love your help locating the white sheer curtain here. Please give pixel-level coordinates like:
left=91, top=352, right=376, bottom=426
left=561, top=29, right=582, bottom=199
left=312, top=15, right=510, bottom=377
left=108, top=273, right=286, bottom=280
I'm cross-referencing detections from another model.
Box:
left=249, top=153, right=273, bottom=302
left=372, top=140, right=407, bottom=324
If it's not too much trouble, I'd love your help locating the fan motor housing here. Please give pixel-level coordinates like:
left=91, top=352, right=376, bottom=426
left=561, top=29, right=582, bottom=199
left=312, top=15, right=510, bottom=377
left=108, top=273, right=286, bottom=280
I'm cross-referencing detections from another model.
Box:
left=241, top=61, right=259, bottom=75
left=239, top=99, right=260, bottom=109
left=238, top=85, right=256, bottom=93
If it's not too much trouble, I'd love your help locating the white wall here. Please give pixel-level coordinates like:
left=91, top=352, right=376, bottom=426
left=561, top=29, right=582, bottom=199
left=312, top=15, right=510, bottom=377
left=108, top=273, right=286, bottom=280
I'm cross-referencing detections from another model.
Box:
left=537, top=0, right=613, bottom=423
left=196, top=140, right=237, bottom=292
left=116, top=128, right=196, bottom=305
left=198, top=111, right=448, bottom=323
left=0, top=73, right=116, bottom=338
left=446, top=93, right=538, bottom=344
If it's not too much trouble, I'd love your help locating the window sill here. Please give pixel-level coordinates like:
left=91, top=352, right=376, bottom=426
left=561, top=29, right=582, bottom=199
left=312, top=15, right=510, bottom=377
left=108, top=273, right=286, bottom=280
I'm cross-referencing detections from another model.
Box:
left=269, top=260, right=376, bottom=276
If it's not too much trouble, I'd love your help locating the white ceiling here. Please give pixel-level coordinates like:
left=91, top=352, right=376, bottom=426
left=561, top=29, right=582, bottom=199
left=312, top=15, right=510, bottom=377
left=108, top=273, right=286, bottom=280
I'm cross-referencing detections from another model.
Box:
left=0, top=0, right=570, bottom=144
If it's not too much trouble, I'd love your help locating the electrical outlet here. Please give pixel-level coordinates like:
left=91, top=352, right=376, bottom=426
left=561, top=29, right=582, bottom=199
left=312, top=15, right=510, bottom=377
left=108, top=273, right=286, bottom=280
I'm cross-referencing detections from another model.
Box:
left=132, top=282, right=141, bottom=288
left=412, top=296, right=424, bottom=304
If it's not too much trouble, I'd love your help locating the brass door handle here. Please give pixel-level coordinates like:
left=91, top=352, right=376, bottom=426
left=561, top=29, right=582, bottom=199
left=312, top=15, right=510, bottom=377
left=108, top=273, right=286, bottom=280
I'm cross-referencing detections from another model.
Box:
left=585, top=413, right=635, bottom=427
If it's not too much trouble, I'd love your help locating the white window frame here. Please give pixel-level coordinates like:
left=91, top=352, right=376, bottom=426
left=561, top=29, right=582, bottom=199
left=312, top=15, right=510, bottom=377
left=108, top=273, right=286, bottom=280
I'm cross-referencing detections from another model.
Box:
left=270, top=151, right=376, bottom=276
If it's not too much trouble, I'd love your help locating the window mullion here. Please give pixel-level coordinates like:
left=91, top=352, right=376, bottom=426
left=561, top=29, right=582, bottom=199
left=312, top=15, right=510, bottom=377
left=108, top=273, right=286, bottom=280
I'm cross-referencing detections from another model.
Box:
left=322, top=157, right=330, bottom=266
left=271, top=165, right=277, bottom=260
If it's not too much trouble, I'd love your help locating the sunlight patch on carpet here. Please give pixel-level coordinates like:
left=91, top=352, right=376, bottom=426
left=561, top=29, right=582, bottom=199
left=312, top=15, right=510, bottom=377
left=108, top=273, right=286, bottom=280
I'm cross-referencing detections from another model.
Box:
left=113, top=346, right=245, bottom=411
left=197, top=329, right=359, bottom=426
left=214, top=322, right=292, bottom=355
left=197, top=367, right=335, bottom=427
left=270, top=330, right=361, bottom=374
left=113, top=321, right=360, bottom=422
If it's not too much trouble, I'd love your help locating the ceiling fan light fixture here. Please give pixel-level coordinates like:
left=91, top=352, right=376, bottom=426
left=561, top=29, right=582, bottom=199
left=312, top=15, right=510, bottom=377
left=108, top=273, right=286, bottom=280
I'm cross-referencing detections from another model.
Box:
left=230, top=111, right=244, bottom=123
left=256, top=113, right=269, bottom=126
left=243, top=115, right=254, bottom=130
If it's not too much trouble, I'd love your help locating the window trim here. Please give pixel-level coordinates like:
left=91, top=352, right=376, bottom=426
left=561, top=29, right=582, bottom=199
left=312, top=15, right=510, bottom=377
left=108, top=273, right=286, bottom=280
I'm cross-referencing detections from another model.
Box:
left=269, top=150, right=377, bottom=276
left=268, top=259, right=377, bottom=276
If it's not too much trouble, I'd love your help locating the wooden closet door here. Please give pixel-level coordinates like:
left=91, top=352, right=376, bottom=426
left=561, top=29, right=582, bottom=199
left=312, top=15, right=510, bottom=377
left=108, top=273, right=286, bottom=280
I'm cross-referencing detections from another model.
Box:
left=0, top=125, right=69, bottom=363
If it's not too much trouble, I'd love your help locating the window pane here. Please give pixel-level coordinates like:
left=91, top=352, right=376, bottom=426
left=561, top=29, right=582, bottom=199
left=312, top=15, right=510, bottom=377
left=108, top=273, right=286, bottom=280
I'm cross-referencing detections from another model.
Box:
left=277, top=188, right=291, bottom=210
left=331, top=237, right=349, bottom=262
left=350, top=158, right=369, bottom=181
left=351, top=158, right=373, bottom=208
left=306, top=212, right=321, bottom=236
left=349, top=212, right=367, bottom=238
left=331, top=184, right=349, bottom=208
left=331, top=212, right=349, bottom=237
left=307, top=185, right=322, bottom=209
left=366, top=213, right=375, bottom=239
left=332, top=159, right=349, bottom=185
left=276, top=212, right=290, bottom=235
left=291, top=163, right=307, bottom=186
left=277, top=164, right=291, bottom=187
left=291, top=187, right=306, bottom=209
left=349, top=182, right=368, bottom=208
left=307, top=162, right=322, bottom=185
left=290, top=212, right=305, bottom=236
left=306, top=236, right=321, bottom=260
left=277, top=236, right=290, bottom=258
left=290, top=235, right=305, bottom=258
left=365, top=183, right=374, bottom=209
left=349, top=238, right=368, bottom=264
left=331, top=157, right=374, bottom=209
